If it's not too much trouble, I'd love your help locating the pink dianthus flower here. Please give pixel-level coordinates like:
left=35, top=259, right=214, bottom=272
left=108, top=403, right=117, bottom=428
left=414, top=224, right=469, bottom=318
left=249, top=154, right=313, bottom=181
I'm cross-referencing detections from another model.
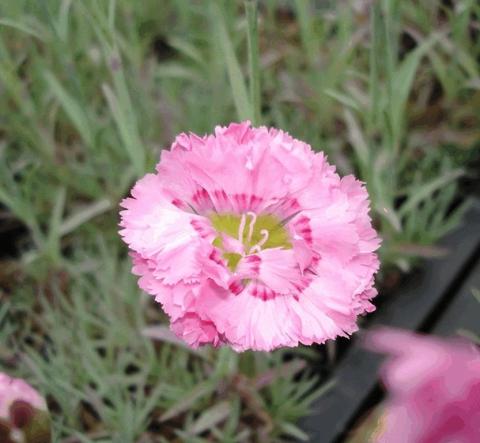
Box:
left=120, top=121, right=380, bottom=351
left=0, top=373, right=50, bottom=442
left=366, top=328, right=480, bottom=443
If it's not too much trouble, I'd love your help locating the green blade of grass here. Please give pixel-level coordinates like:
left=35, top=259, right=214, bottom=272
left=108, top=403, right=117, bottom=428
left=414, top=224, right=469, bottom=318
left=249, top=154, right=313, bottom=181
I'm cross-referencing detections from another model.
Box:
left=293, top=0, right=319, bottom=68
left=188, top=400, right=231, bottom=436
left=368, top=1, right=382, bottom=132
left=280, top=422, right=309, bottom=441
left=211, top=1, right=251, bottom=121
left=102, top=81, right=146, bottom=176
left=245, top=0, right=261, bottom=125
left=44, top=70, right=94, bottom=147
left=59, top=198, right=112, bottom=237
left=399, top=169, right=464, bottom=217
left=390, top=35, right=438, bottom=147
left=324, top=89, right=360, bottom=112
left=343, top=109, right=370, bottom=173
left=160, top=381, right=217, bottom=422
left=0, top=17, right=46, bottom=40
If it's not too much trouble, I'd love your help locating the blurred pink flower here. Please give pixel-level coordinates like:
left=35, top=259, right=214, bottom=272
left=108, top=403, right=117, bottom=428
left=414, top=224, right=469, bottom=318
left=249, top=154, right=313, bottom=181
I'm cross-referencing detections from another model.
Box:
left=366, top=328, right=480, bottom=443
left=120, top=121, right=380, bottom=351
left=0, top=373, right=47, bottom=420
left=0, top=373, right=51, bottom=442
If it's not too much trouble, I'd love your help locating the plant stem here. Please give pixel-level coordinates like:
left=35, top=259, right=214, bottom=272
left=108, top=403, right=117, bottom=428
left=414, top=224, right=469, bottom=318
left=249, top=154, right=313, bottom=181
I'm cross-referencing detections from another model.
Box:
left=245, top=0, right=261, bottom=125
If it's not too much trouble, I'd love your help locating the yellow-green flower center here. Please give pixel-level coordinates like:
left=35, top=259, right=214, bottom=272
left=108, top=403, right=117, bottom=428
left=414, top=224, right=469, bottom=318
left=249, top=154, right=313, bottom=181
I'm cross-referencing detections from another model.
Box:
left=210, top=212, right=291, bottom=271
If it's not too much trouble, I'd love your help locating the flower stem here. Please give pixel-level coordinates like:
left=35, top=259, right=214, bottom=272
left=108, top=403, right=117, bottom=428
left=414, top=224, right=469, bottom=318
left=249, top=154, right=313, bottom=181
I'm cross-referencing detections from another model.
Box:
left=245, top=0, right=261, bottom=126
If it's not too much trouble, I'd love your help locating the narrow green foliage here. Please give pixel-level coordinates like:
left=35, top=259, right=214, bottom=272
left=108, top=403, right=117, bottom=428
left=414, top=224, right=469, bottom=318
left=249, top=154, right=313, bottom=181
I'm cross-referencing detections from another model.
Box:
left=211, top=0, right=251, bottom=121
left=245, top=0, right=261, bottom=125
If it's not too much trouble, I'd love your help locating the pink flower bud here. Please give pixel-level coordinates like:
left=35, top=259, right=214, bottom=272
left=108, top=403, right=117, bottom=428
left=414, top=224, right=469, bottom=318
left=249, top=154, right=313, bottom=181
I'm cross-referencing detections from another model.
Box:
left=0, top=373, right=51, bottom=443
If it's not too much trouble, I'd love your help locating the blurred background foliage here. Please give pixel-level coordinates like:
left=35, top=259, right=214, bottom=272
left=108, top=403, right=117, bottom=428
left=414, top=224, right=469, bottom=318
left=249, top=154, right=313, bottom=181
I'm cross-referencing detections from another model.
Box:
left=0, top=0, right=479, bottom=441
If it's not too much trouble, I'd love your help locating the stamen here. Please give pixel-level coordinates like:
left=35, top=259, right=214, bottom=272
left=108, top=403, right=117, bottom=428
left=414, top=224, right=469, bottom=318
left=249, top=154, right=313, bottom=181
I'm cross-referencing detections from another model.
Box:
left=246, top=211, right=257, bottom=243
left=249, top=229, right=269, bottom=254
left=238, top=213, right=247, bottom=244
left=258, top=229, right=269, bottom=247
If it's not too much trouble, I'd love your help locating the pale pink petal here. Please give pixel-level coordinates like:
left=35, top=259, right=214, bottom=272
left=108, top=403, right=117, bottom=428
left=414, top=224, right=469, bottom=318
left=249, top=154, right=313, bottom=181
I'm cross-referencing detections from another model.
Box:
left=171, top=313, right=223, bottom=349
left=236, top=248, right=306, bottom=295
left=366, top=328, right=480, bottom=443
left=0, top=373, right=47, bottom=419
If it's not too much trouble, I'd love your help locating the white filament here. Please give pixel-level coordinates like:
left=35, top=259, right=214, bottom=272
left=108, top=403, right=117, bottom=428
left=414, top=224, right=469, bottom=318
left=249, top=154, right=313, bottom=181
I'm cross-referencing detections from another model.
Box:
left=238, top=212, right=270, bottom=254
left=246, top=211, right=257, bottom=243
left=238, top=213, right=247, bottom=245
left=249, top=229, right=269, bottom=254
